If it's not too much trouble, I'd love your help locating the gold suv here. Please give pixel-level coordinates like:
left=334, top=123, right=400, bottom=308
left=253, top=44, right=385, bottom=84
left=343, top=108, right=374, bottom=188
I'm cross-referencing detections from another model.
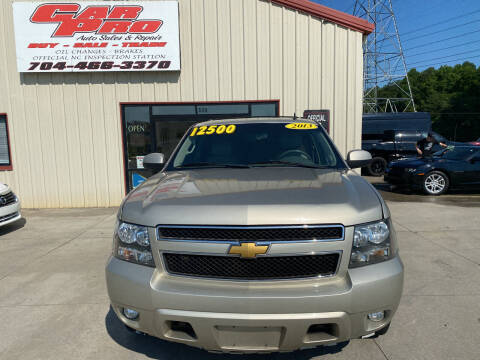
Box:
left=106, top=118, right=404, bottom=353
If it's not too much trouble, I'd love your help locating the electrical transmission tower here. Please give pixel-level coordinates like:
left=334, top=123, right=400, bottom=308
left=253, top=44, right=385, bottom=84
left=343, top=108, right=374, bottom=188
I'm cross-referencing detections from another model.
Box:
left=353, top=0, right=416, bottom=113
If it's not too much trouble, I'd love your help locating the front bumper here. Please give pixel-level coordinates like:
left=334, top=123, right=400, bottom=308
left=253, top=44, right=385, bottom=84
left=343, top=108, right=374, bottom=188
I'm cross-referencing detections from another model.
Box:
left=0, top=201, right=21, bottom=227
left=106, top=255, right=404, bottom=353
left=384, top=169, right=423, bottom=188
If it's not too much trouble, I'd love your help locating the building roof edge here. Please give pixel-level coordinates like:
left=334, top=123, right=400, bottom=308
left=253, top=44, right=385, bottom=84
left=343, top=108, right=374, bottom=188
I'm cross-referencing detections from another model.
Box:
left=270, top=0, right=375, bottom=35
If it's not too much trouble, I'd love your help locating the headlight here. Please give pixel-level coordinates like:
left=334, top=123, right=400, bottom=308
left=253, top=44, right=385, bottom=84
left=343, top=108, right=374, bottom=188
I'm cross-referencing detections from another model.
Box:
left=349, top=219, right=397, bottom=268
left=113, top=221, right=155, bottom=267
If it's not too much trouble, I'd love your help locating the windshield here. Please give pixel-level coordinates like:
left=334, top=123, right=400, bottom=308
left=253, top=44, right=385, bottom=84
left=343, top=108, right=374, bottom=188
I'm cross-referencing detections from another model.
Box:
left=434, top=147, right=478, bottom=160
left=168, top=122, right=346, bottom=170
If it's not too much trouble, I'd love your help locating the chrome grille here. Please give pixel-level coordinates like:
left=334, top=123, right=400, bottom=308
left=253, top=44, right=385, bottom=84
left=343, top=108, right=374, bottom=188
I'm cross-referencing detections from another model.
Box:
left=0, top=192, right=16, bottom=207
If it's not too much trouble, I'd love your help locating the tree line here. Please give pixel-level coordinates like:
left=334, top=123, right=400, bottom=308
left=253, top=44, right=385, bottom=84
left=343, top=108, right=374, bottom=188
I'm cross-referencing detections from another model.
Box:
left=377, top=62, right=480, bottom=142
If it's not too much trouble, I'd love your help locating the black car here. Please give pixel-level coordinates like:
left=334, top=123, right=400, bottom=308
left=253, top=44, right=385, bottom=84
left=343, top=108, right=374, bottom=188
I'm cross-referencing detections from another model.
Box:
left=363, top=130, right=450, bottom=176
left=362, top=112, right=433, bottom=176
left=384, top=146, right=480, bottom=195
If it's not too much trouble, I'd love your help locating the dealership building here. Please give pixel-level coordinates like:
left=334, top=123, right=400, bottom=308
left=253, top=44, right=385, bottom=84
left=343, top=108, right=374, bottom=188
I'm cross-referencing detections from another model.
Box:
left=0, top=0, right=373, bottom=208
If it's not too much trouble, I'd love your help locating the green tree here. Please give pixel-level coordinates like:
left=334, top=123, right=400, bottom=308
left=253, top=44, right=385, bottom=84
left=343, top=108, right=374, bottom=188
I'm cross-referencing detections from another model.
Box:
left=377, top=62, right=480, bottom=141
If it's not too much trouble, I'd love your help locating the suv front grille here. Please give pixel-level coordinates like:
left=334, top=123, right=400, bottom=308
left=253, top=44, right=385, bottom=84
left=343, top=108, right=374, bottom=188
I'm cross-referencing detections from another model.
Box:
left=0, top=192, right=16, bottom=207
left=163, top=253, right=340, bottom=280
left=158, top=225, right=343, bottom=242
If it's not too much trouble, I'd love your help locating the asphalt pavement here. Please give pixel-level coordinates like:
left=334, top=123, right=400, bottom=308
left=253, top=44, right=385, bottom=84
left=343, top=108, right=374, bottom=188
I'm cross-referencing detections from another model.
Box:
left=0, top=185, right=479, bottom=360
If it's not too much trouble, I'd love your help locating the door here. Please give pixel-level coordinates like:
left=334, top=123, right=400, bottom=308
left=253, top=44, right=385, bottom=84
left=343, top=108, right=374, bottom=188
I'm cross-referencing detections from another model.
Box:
left=448, top=149, right=480, bottom=187
left=122, top=106, right=154, bottom=190
left=463, top=150, right=480, bottom=186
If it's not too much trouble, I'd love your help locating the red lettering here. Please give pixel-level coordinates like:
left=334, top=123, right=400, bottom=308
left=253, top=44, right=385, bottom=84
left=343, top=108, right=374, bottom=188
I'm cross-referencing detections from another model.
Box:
left=73, top=42, right=108, bottom=48
left=30, top=4, right=160, bottom=37
left=31, top=4, right=79, bottom=23
left=122, top=42, right=166, bottom=48
left=129, top=21, right=163, bottom=33
left=108, top=6, right=143, bottom=19
left=54, top=18, right=103, bottom=36
left=98, top=21, right=132, bottom=34
left=76, top=6, right=109, bottom=20
left=28, top=43, right=59, bottom=48
left=149, top=42, right=167, bottom=47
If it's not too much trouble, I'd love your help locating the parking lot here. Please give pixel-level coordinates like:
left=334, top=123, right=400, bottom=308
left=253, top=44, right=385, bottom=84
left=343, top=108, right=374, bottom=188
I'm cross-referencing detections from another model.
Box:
left=1, top=186, right=479, bottom=360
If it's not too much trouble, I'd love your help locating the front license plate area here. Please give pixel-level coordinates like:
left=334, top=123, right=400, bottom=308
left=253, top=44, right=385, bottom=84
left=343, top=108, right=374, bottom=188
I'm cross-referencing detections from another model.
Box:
left=214, top=325, right=284, bottom=351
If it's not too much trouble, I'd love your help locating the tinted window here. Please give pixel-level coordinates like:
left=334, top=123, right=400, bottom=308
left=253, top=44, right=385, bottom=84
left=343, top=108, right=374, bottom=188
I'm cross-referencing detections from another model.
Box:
left=396, top=131, right=419, bottom=142
left=251, top=103, right=278, bottom=117
left=435, top=147, right=478, bottom=160
left=363, top=114, right=431, bottom=134
left=170, top=123, right=345, bottom=169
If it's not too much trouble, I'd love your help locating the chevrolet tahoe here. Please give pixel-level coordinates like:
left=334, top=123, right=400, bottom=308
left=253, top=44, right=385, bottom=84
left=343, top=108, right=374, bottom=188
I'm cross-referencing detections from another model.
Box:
left=105, top=117, right=404, bottom=353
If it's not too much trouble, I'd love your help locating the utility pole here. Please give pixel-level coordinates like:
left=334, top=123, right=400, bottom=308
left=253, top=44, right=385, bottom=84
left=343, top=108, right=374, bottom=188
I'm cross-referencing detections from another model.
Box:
left=354, top=0, right=416, bottom=113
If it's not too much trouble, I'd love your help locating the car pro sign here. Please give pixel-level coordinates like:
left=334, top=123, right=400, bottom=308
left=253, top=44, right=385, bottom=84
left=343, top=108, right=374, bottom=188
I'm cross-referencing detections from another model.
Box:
left=12, top=1, right=180, bottom=72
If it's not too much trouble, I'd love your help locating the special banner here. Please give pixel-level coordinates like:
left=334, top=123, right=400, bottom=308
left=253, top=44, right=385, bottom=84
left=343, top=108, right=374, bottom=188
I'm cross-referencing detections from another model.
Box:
left=12, top=1, right=180, bottom=72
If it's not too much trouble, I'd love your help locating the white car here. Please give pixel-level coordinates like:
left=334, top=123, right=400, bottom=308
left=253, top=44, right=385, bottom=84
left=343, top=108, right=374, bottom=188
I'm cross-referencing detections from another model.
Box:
left=0, top=183, right=21, bottom=227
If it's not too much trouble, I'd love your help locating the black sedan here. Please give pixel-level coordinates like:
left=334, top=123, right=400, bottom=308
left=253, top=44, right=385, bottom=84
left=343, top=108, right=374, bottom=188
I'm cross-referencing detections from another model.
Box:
left=384, top=146, right=480, bottom=195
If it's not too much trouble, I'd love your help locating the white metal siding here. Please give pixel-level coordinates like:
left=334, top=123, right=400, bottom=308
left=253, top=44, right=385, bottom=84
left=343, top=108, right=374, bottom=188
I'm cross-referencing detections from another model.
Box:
left=0, top=0, right=364, bottom=208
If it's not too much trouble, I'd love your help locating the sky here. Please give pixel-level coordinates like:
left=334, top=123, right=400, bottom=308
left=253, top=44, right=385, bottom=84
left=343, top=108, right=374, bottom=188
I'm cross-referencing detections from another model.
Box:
left=312, top=0, right=480, bottom=71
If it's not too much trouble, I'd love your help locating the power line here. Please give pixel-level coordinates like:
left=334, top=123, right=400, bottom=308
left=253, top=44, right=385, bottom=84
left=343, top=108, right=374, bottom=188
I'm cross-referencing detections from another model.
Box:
left=403, top=29, right=480, bottom=52
left=406, top=39, right=480, bottom=57
left=402, top=19, right=480, bottom=43
left=400, top=8, right=480, bottom=36
left=410, top=55, right=480, bottom=69
left=408, top=48, right=480, bottom=66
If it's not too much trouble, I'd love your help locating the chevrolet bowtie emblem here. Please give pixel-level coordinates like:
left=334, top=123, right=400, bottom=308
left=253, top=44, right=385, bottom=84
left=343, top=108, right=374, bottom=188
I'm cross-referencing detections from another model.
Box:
left=228, top=243, right=268, bottom=259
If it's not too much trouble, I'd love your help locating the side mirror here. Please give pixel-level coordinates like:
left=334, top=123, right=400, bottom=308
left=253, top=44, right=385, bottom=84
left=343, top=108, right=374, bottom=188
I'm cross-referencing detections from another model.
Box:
left=143, top=153, right=165, bottom=172
left=347, top=150, right=372, bottom=169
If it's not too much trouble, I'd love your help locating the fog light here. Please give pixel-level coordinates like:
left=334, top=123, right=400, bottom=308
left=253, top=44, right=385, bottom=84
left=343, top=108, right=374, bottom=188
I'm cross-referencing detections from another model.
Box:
left=123, top=308, right=139, bottom=320
left=368, top=311, right=385, bottom=322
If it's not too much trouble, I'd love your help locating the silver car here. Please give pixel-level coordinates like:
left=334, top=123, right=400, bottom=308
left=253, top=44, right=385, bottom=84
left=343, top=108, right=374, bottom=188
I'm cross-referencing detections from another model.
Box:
left=0, top=183, right=21, bottom=227
left=106, top=117, right=404, bottom=353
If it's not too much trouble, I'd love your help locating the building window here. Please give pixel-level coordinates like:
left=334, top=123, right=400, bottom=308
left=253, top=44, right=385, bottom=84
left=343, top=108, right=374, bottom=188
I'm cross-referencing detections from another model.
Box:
left=0, top=114, right=12, bottom=170
left=121, top=101, right=279, bottom=191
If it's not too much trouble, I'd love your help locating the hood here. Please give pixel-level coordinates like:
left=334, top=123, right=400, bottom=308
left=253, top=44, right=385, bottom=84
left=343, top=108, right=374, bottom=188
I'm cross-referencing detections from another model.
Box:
left=121, top=168, right=383, bottom=227
left=0, top=183, right=10, bottom=195
left=390, top=157, right=432, bottom=168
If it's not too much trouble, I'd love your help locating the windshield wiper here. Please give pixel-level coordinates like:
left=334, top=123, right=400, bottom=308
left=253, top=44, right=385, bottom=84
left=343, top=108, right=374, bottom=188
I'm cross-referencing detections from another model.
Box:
left=250, top=161, right=333, bottom=169
left=177, top=162, right=251, bottom=169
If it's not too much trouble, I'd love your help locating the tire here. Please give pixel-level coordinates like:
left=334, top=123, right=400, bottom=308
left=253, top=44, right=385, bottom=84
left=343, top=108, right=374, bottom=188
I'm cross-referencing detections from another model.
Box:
left=367, top=157, right=388, bottom=176
left=423, top=171, right=449, bottom=195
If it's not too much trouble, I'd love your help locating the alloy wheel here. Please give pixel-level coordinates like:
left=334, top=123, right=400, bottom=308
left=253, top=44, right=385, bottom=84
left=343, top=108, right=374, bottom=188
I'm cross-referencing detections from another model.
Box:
left=424, top=174, right=446, bottom=194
